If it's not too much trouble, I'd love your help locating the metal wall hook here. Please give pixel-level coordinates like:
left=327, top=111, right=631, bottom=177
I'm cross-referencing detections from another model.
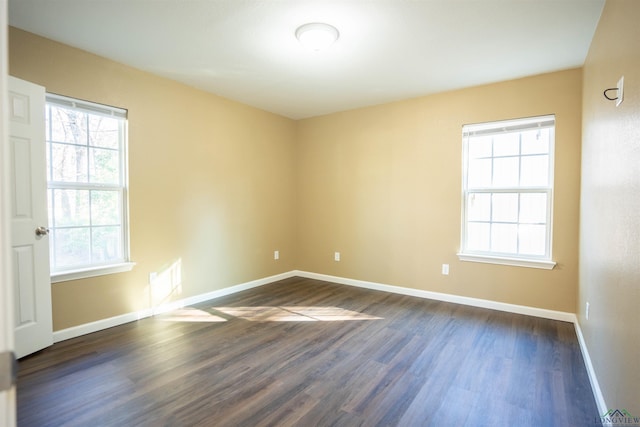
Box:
left=603, top=87, right=619, bottom=101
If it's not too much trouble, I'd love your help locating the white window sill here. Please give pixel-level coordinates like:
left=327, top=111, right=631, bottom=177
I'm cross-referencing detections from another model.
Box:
left=51, top=262, right=136, bottom=283
left=457, top=253, right=556, bottom=270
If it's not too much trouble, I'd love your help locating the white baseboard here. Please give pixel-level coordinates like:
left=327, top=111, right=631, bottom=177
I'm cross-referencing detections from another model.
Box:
left=574, top=320, right=608, bottom=418
left=52, top=268, right=605, bottom=420
left=294, top=270, right=609, bottom=419
left=150, top=271, right=297, bottom=315
left=294, top=270, right=575, bottom=322
left=53, top=270, right=297, bottom=343
left=53, top=309, right=153, bottom=343
left=55, top=269, right=576, bottom=343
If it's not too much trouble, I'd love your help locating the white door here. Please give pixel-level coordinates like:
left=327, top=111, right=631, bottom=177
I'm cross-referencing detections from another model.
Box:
left=1, top=3, right=17, bottom=423
left=8, top=76, right=53, bottom=359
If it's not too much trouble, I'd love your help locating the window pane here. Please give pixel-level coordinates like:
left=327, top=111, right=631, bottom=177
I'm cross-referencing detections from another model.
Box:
left=47, top=95, right=128, bottom=274
left=89, top=147, right=120, bottom=184
left=45, top=105, right=51, bottom=141
left=521, top=129, right=550, bottom=155
left=467, top=193, right=491, bottom=221
left=520, top=155, right=549, bottom=186
left=519, top=193, right=547, bottom=223
left=468, top=136, right=492, bottom=159
left=53, top=227, right=91, bottom=269
left=492, top=133, right=519, bottom=156
left=89, top=116, right=120, bottom=149
left=468, top=158, right=491, bottom=188
left=47, top=189, right=53, bottom=228
left=491, top=223, right=517, bottom=254
left=92, top=226, right=123, bottom=263
left=50, top=105, right=87, bottom=145
left=51, top=143, right=88, bottom=182
left=48, top=232, right=55, bottom=271
left=45, top=142, right=51, bottom=181
left=519, top=224, right=546, bottom=256
left=492, top=193, right=518, bottom=222
left=462, top=116, right=554, bottom=261
left=53, top=189, right=90, bottom=227
left=91, top=191, right=121, bottom=226
left=467, top=222, right=490, bottom=251
left=492, top=157, right=519, bottom=187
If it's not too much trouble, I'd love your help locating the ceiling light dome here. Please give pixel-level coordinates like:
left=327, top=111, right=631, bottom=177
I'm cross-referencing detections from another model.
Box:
left=295, top=22, right=339, bottom=51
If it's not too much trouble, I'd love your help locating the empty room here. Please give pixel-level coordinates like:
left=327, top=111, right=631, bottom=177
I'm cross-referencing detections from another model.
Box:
left=0, top=0, right=638, bottom=426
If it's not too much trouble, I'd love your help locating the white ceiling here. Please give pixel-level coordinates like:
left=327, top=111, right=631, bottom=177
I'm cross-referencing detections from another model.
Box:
left=8, top=0, right=605, bottom=119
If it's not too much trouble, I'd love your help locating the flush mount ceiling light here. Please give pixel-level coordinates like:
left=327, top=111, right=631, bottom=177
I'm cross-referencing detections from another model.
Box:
left=295, top=22, right=340, bottom=51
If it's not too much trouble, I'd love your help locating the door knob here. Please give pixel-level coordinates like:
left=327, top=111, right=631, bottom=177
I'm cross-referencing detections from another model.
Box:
left=35, top=226, right=50, bottom=237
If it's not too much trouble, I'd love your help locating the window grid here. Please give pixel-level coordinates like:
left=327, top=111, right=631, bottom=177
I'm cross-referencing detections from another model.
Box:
left=46, top=94, right=129, bottom=274
left=461, top=115, right=554, bottom=262
left=465, top=190, right=551, bottom=256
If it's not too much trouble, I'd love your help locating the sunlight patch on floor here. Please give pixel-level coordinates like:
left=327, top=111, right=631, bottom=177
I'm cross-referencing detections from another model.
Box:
left=158, top=307, right=227, bottom=323
left=213, top=306, right=382, bottom=322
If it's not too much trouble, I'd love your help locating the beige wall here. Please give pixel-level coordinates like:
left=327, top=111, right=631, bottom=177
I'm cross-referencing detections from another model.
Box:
left=9, top=26, right=585, bottom=332
left=296, top=69, right=583, bottom=312
left=9, top=28, right=298, bottom=330
left=580, top=0, right=640, bottom=413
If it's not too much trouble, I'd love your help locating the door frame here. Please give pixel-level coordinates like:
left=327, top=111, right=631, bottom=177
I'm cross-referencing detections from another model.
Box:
left=0, top=1, right=17, bottom=425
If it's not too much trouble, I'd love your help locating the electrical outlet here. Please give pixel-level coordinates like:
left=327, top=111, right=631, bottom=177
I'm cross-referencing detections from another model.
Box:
left=334, top=252, right=340, bottom=261
left=274, top=250, right=279, bottom=260
left=586, top=302, right=590, bottom=320
left=441, top=264, right=449, bottom=275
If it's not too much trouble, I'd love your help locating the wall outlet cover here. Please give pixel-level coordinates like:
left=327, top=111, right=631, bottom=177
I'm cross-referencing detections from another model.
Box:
left=442, top=264, right=450, bottom=275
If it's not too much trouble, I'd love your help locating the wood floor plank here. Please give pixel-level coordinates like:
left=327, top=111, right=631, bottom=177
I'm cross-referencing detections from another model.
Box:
left=17, top=277, right=601, bottom=426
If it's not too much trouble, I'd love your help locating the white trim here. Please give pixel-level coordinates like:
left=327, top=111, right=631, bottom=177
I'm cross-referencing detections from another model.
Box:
left=53, top=268, right=576, bottom=342
left=51, top=262, right=136, bottom=283
left=46, top=93, right=127, bottom=119
left=574, top=320, right=608, bottom=419
left=0, top=3, right=17, bottom=424
left=461, top=115, right=556, bottom=263
left=53, top=308, right=152, bottom=343
left=457, top=253, right=556, bottom=270
left=294, top=271, right=609, bottom=415
left=149, top=271, right=296, bottom=315
left=50, top=268, right=606, bottom=419
left=463, top=114, right=556, bottom=137
left=293, top=270, right=573, bottom=322
left=52, top=270, right=297, bottom=343
left=46, top=96, right=131, bottom=278
left=51, top=269, right=605, bottom=423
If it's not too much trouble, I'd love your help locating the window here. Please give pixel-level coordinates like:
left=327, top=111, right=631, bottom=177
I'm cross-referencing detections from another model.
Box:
left=458, top=115, right=556, bottom=269
left=46, top=94, right=133, bottom=282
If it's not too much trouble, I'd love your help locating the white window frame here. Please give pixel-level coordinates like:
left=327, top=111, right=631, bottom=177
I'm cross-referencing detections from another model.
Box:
left=457, top=115, right=556, bottom=270
left=46, top=94, right=134, bottom=282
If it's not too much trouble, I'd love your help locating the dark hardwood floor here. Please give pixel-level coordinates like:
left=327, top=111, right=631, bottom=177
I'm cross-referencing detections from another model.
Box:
left=17, top=277, right=601, bottom=426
